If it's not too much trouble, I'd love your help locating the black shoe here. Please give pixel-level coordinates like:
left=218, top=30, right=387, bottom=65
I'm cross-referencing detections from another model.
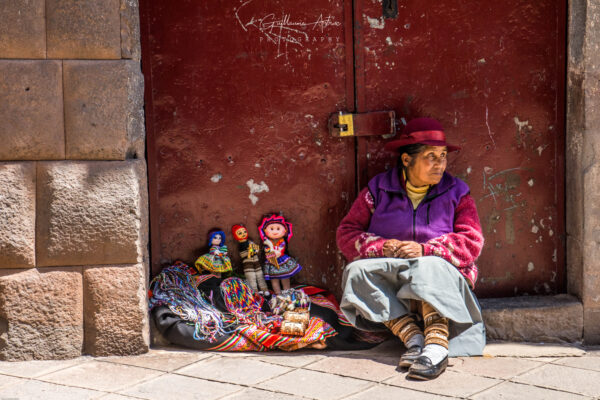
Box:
left=407, top=355, right=448, bottom=380
left=399, top=345, right=422, bottom=368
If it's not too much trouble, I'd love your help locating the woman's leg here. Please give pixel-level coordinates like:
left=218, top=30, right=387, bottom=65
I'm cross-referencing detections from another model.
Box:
left=408, top=302, right=449, bottom=380
left=422, top=302, right=450, bottom=349
left=384, top=312, right=425, bottom=367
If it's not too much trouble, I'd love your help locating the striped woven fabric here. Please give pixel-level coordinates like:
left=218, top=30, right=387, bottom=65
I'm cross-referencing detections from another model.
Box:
left=209, top=317, right=336, bottom=352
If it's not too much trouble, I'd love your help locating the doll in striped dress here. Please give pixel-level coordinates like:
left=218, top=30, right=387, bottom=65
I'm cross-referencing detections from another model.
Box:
left=195, top=229, right=232, bottom=277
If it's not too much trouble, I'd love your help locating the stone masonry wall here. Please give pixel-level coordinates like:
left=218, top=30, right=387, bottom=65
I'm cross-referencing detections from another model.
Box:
left=0, top=0, right=148, bottom=360
left=567, top=0, right=600, bottom=345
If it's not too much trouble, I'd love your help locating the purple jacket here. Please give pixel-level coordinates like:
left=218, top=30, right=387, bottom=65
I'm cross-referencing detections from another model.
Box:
left=367, top=169, right=470, bottom=243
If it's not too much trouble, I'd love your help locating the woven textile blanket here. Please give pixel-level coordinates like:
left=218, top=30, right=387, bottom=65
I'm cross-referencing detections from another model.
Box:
left=150, top=262, right=386, bottom=351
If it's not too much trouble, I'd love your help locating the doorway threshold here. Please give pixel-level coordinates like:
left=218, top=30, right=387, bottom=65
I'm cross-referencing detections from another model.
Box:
left=480, top=294, right=583, bottom=344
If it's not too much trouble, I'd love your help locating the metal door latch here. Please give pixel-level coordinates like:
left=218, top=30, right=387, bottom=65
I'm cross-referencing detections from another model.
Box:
left=332, top=112, right=354, bottom=137
left=329, top=110, right=396, bottom=137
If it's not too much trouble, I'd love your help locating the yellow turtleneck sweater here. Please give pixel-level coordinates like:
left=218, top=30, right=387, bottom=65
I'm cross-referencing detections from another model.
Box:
left=404, top=171, right=430, bottom=209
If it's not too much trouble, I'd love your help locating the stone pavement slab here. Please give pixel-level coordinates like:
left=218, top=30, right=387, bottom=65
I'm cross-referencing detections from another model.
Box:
left=221, top=387, right=308, bottom=399
left=385, top=369, right=501, bottom=398
left=119, top=372, right=241, bottom=400
left=254, top=352, right=325, bottom=368
left=175, top=356, right=292, bottom=386
left=101, top=349, right=211, bottom=372
left=2, top=343, right=600, bottom=399
left=39, top=359, right=163, bottom=392
left=523, top=357, right=560, bottom=363
left=0, top=357, right=87, bottom=378
left=470, top=381, right=592, bottom=400
left=552, top=354, right=600, bottom=372
left=0, top=379, right=106, bottom=399
left=210, top=351, right=261, bottom=358
left=305, top=353, right=399, bottom=382
left=449, top=356, right=544, bottom=379
left=257, top=368, right=374, bottom=400
left=513, top=363, right=600, bottom=397
left=98, top=394, right=141, bottom=400
left=0, top=374, right=26, bottom=390
left=484, top=342, right=586, bottom=357
left=347, top=384, right=448, bottom=399
left=584, top=347, right=600, bottom=356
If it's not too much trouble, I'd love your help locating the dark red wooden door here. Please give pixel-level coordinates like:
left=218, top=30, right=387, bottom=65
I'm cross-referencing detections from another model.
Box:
left=354, top=1, right=566, bottom=297
left=141, top=1, right=566, bottom=298
left=141, top=0, right=356, bottom=294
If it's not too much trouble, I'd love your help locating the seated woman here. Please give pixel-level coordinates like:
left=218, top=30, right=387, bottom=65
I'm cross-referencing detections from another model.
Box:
left=337, top=117, right=485, bottom=380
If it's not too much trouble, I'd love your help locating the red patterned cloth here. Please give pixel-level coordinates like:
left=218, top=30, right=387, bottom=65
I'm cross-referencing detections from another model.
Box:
left=208, top=317, right=336, bottom=352
left=336, top=187, right=483, bottom=288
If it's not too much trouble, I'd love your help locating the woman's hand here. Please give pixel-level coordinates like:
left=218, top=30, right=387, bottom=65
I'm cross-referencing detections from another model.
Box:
left=383, top=240, right=423, bottom=258
left=383, top=239, right=402, bottom=257
left=396, top=241, right=423, bottom=258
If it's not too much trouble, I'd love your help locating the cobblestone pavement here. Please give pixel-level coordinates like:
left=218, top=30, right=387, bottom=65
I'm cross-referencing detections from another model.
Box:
left=0, top=341, right=598, bottom=399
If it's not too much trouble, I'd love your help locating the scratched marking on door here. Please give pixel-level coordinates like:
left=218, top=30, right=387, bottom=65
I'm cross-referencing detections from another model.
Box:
left=235, top=0, right=342, bottom=59
left=479, top=167, right=527, bottom=211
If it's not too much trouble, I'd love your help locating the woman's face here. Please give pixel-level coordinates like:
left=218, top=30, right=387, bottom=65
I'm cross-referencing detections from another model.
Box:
left=211, top=234, right=222, bottom=246
left=402, top=146, right=448, bottom=187
left=264, top=223, right=286, bottom=240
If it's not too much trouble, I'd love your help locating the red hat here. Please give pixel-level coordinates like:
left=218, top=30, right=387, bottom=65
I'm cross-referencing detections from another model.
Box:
left=384, top=117, right=460, bottom=152
left=231, top=224, right=247, bottom=241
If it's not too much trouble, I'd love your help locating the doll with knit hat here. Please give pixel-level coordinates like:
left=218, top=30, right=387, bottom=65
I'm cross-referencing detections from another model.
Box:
left=231, top=224, right=269, bottom=294
left=258, top=214, right=302, bottom=294
left=195, top=229, right=232, bottom=277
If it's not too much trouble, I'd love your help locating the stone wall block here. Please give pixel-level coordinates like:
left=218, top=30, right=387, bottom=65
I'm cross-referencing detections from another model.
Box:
left=481, top=295, right=583, bottom=343
left=0, top=163, right=36, bottom=269
left=583, top=161, right=600, bottom=310
left=583, top=272, right=600, bottom=308
left=47, top=0, right=121, bottom=59
left=566, top=70, right=584, bottom=298
left=0, top=61, right=64, bottom=160
left=83, top=264, right=148, bottom=356
left=585, top=2, right=600, bottom=76
left=121, top=0, right=141, bottom=60
left=584, top=73, right=600, bottom=135
left=64, top=61, right=144, bottom=160
left=0, top=268, right=83, bottom=360
left=584, top=308, right=600, bottom=344
left=568, top=0, right=585, bottom=68
left=36, top=160, right=148, bottom=267
left=0, top=0, right=45, bottom=58
left=126, top=61, right=146, bottom=160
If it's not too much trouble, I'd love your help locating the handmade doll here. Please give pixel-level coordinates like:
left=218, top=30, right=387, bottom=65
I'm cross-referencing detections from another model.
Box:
left=231, top=224, right=269, bottom=294
left=194, top=229, right=232, bottom=277
left=258, top=214, right=302, bottom=294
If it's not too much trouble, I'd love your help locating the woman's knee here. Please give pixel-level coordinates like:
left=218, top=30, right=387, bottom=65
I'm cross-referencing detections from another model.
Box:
left=345, top=260, right=369, bottom=277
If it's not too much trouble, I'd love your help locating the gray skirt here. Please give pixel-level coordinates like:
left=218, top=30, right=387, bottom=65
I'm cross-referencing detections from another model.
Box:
left=340, top=256, right=485, bottom=357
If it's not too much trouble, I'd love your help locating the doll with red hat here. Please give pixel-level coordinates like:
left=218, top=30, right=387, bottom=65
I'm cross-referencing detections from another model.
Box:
left=231, top=224, right=269, bottom=294
left=194, top=229, right=232, bottom=277
left=258, top=214, right=302, bottom=294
